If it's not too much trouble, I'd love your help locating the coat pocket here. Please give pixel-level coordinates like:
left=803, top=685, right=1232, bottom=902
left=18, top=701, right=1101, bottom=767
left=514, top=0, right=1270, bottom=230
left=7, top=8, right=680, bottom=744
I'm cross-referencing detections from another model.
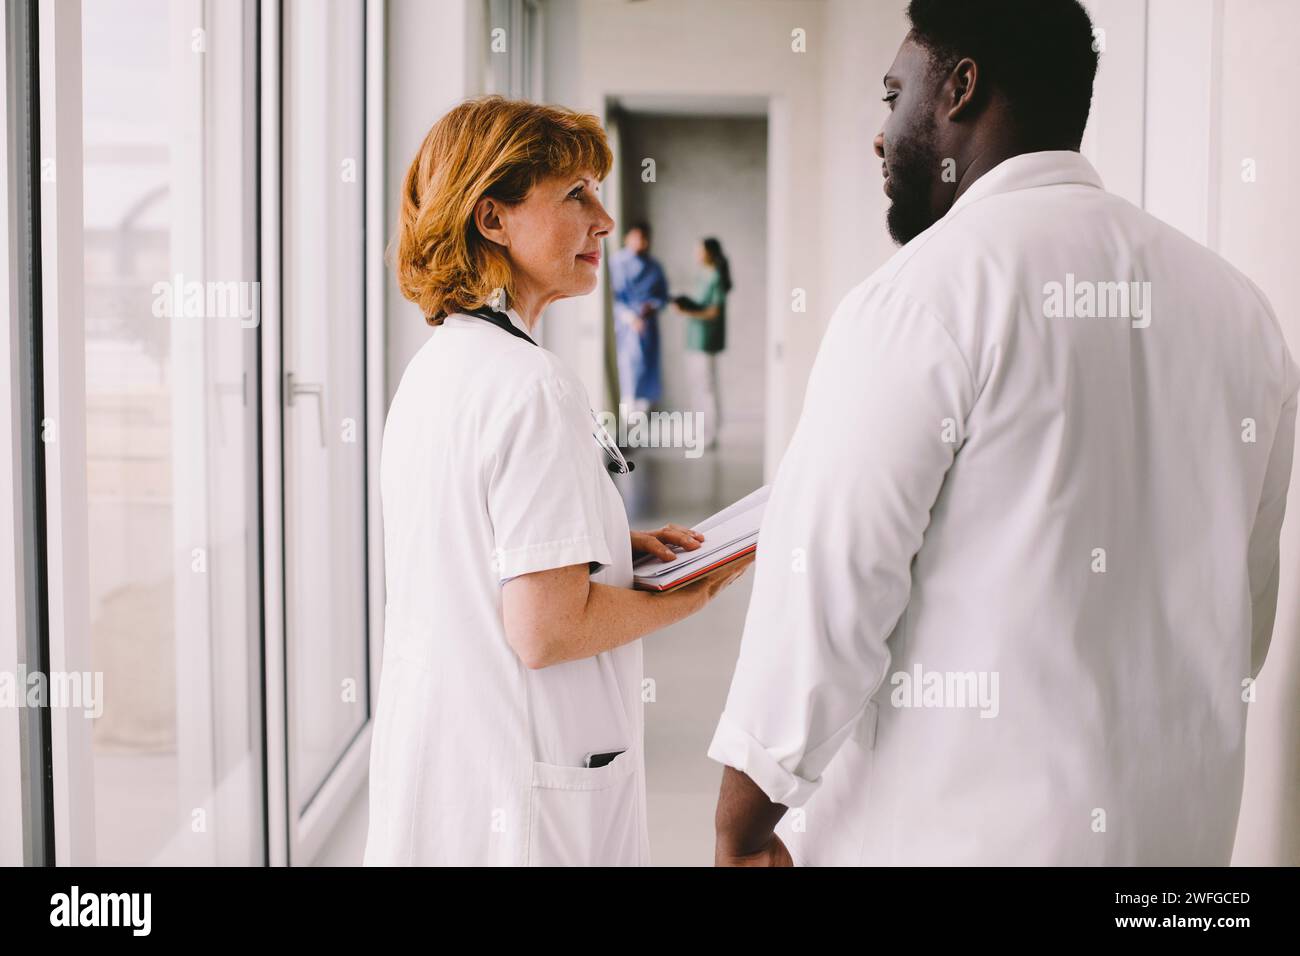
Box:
left=526, top=748, right=641, bottom=866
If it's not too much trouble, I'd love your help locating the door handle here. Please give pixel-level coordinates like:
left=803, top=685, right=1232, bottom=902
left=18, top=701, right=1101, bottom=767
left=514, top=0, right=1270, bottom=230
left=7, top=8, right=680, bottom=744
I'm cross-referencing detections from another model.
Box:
left=286, top=372, right=327, bottom=448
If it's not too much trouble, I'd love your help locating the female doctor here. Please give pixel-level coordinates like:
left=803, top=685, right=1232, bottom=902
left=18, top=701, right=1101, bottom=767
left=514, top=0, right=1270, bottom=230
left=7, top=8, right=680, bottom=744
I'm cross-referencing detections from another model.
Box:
left=363, top=95, right=752, bottom=866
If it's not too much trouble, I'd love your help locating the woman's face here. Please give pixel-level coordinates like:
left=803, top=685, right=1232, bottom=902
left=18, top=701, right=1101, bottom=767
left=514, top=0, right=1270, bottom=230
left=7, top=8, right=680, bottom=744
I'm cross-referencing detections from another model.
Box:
left=696, top=243, right=708, bottom=266
left=497, top=170, right=614, bottom=309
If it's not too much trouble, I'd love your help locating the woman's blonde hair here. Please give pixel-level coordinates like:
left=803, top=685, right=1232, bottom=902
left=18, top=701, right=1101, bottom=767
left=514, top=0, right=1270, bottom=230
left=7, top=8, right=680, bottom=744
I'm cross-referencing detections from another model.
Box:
left=394, top=95, right=613, bottom=324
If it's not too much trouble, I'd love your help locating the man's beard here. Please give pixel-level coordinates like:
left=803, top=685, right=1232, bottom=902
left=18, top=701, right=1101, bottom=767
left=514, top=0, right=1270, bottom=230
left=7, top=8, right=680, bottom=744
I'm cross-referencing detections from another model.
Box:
left=884, top=113, right=942, bottom=246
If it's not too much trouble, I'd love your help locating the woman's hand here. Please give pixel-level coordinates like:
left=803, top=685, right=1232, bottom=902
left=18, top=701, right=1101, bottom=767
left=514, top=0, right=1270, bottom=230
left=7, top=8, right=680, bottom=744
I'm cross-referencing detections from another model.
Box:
left=676, top=552, right=754, bottom=612
left=631, top=524, right=704, bottom=562
left=502, top=539, right=749, bottom=669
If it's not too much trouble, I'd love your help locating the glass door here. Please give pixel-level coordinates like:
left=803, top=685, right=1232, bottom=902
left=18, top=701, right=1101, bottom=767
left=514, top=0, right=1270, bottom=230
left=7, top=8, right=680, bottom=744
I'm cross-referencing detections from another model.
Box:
left=280, top=0, right=371, bottom=854
left=75, top=0, right=264, bottom=864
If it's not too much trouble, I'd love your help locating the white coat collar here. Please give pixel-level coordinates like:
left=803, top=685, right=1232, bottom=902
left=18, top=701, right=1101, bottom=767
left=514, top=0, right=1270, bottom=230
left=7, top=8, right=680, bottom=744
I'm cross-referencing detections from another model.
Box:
left=446, top=305, right=535, bottom=340
left=947, top=150, right=1105, bottom=218
left=502, top=306, right=533, bottom=337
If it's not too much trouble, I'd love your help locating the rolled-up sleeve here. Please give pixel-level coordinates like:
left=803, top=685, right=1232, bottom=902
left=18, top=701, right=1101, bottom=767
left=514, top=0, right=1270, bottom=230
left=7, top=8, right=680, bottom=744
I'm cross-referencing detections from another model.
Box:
left=706, top=280, right=976, bottom=807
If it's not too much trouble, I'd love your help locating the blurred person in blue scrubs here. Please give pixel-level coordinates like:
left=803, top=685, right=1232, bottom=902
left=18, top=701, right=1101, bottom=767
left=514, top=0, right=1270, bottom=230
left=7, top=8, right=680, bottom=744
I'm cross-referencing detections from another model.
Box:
left=609, top=221, right=667, bottom=413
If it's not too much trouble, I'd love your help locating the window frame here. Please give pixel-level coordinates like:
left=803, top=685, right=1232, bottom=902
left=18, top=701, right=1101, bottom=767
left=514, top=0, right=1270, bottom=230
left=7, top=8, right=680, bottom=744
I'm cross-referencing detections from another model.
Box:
left=0, top=0, right=54, bottom=869
left=263, top=0, right=386, bottom=867
left=35, top=0, right=273, bottom=867
left=36, top=0, right=95, bottom=867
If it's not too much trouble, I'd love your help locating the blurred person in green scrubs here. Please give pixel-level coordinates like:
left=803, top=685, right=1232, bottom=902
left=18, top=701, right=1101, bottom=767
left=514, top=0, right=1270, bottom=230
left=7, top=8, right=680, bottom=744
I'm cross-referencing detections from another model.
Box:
left=672, top=236, right=731, bottom=450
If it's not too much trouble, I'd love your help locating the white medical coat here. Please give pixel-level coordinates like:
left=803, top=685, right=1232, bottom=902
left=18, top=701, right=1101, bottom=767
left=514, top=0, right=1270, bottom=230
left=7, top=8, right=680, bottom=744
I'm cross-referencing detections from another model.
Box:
left=365, top=308, right=649, bottom=866
left=707, top=151, right=1298, bottom=865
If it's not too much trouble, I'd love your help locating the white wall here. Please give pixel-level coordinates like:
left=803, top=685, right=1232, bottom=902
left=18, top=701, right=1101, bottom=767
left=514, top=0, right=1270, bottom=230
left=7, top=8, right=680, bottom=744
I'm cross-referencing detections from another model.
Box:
left=1213, top=0, right=1300, bottom=867
left=818, top=0, right=909, bottom=325
left=1078, top=0, right=1146, bottom=205
left=384, top=0, right=485, bottom=407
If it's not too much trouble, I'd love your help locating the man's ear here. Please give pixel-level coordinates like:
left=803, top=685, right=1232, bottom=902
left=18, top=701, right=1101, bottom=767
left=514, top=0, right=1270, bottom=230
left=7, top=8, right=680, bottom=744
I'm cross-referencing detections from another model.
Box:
left=474, top=196, right=509, bottom=249
left=946, top=57, right=979, bottom=121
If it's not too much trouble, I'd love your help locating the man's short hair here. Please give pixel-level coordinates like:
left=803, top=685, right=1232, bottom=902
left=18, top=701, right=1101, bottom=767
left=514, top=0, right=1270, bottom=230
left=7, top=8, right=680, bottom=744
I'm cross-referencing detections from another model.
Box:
left=906, top=0, right=1099, bottom=149
left=627, top=221, right=651, bottom=239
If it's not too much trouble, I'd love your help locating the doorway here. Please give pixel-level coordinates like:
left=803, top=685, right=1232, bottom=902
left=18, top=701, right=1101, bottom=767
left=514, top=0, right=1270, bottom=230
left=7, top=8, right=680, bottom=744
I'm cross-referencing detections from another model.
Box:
left=605, top=98, right=769, bottom=864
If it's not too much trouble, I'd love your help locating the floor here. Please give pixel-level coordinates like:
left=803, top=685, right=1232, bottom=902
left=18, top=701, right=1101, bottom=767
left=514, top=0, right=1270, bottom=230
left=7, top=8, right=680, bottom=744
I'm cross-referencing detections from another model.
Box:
left=313, top=429, right=764, bottom=866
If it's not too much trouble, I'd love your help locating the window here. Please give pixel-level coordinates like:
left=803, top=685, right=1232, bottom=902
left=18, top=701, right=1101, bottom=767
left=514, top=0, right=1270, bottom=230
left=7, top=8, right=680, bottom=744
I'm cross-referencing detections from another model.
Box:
left=78, top=0, right=263, bottom=864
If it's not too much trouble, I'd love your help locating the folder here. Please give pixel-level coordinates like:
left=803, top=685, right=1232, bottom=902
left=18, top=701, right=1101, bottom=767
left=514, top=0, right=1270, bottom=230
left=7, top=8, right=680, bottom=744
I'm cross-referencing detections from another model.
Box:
left=632, top=485, right=770, bottom=592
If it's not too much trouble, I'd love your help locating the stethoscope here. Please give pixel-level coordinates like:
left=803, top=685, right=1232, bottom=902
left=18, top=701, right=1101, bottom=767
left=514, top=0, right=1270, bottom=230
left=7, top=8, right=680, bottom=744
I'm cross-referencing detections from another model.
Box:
left=463, top=305, right=635, bottom=475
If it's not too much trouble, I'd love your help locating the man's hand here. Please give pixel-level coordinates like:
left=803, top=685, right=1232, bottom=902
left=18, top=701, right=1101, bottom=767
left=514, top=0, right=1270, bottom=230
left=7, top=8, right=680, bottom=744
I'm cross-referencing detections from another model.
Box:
left=716, top=831, right=794, bottom=867
left=714, top=765, right=791, bottom=866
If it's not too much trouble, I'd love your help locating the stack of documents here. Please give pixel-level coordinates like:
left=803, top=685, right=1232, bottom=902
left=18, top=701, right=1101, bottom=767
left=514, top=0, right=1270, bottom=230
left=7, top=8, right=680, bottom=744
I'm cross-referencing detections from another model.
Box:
left=632, top=485, right=770, bottom=592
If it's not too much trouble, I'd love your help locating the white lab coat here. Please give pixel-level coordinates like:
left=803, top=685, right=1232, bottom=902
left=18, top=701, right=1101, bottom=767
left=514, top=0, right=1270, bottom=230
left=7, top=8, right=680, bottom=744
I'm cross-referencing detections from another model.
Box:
left=364, top=308, right=649, bottom=866
left=708, top=151, right=1298, bottom=865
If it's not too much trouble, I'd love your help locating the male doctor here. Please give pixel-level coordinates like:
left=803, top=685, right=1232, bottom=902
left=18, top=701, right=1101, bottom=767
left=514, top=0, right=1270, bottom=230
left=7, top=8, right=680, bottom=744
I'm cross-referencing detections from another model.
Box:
left=709, top=0, right=1298, bottom=865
